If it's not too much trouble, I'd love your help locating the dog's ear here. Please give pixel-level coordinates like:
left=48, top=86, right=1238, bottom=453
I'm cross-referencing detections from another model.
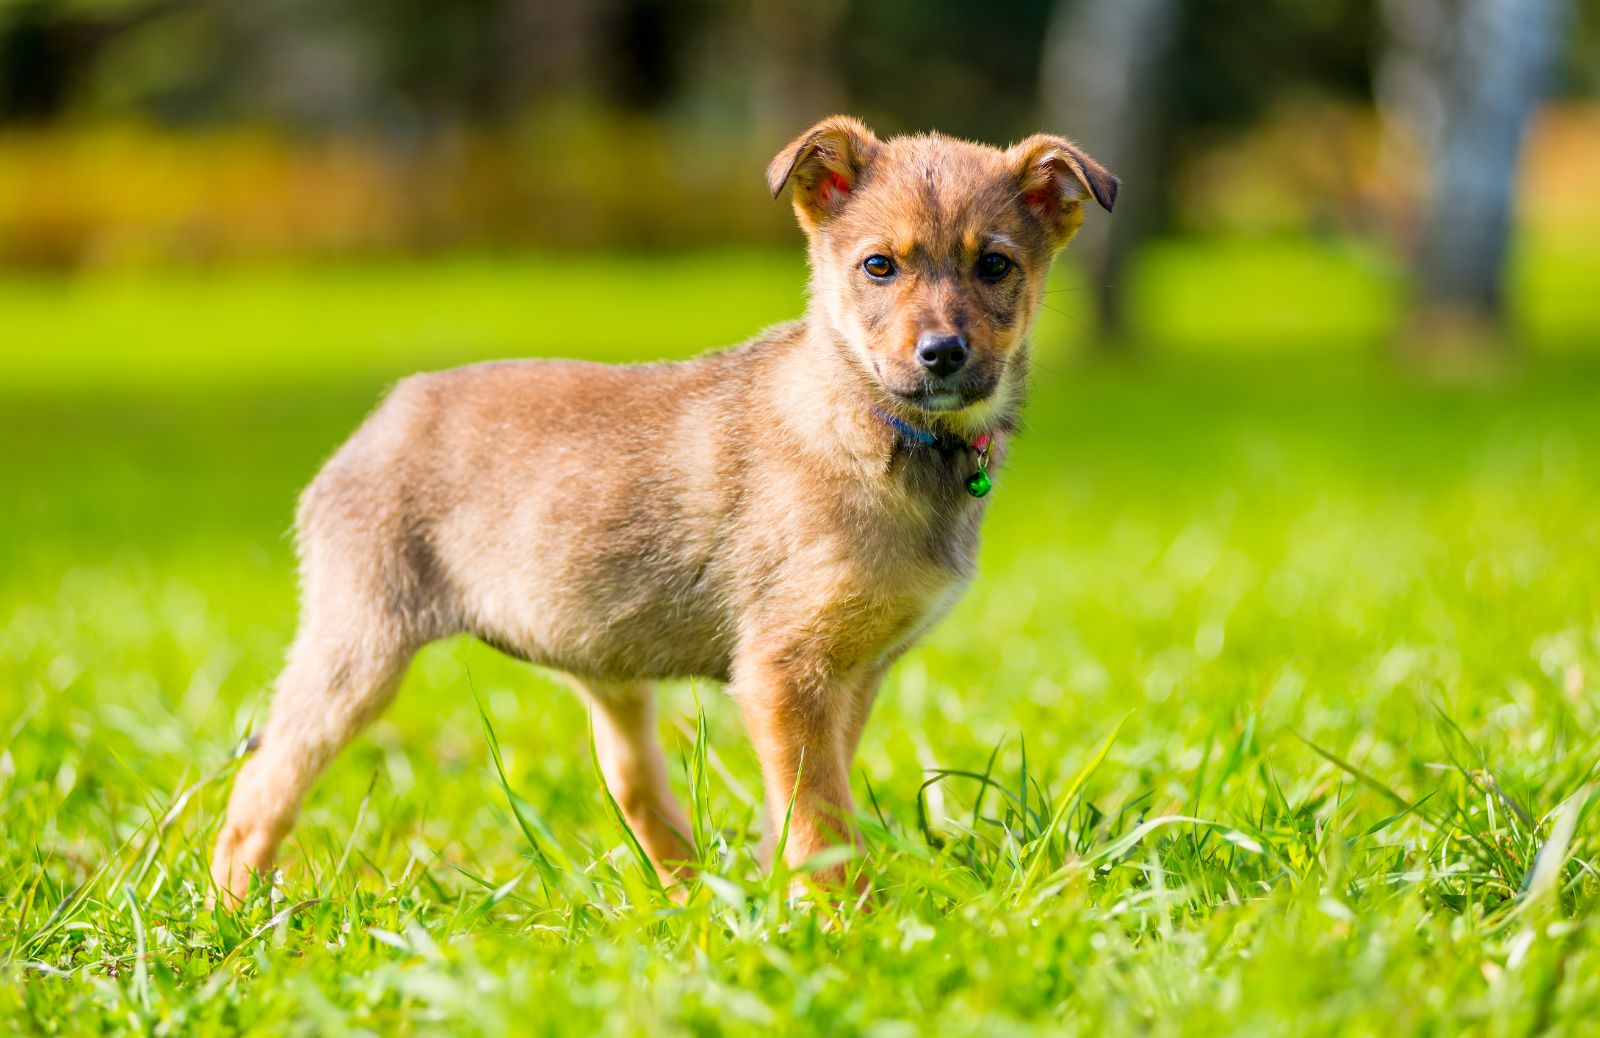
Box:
left=767, top=115, right=881, bottom=228
left=1008, top=134, right=1118, bottom=247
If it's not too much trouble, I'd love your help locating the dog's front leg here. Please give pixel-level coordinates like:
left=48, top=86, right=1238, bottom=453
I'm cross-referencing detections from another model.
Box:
left=731, top=653, right=862, bottom=887
left=843, top=662, right=890, bottom=767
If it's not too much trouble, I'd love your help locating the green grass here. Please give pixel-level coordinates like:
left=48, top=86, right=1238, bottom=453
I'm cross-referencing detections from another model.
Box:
left=3, top=242, right=1599, bottom=1035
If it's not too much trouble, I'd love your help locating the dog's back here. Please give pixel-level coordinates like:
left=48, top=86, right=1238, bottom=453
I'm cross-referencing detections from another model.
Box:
left=298, top=345, right=772, bottom=680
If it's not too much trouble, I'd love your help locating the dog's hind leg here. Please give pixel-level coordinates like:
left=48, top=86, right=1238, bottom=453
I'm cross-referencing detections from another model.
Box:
left=210, top=609, right=418, bottom=904
left=575, top=679, right=696, bottom=884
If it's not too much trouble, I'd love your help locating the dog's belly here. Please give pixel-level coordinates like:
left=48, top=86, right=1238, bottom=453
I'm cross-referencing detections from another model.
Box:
left=479, top=622, right=734, bottom=684
left=445, top=505, right=737, bottom=682
left=472, top=577, right=735, bottom=683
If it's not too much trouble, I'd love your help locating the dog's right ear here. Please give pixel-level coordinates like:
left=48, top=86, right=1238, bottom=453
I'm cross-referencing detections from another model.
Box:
left=1008, top=134, right=1118, bottom=250
left=766, top=115, right=881, bottom=229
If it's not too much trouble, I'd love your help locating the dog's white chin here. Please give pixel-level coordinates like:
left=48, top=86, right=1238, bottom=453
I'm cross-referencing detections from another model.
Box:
left=924, top=383, right=1013, bottom=437
left=920, top=393, right=965, bottom=412
left=885, top=372, right=1014, bottom=434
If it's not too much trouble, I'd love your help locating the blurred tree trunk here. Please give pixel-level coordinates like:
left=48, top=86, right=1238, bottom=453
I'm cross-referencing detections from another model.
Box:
left=1039, top=0, right=1176, bottom=347
left=1382, top=0, right=1567, bottom=358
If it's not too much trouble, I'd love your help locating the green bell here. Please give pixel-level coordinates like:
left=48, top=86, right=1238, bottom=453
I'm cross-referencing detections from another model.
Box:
left=966, top=467, right=992, bottom=498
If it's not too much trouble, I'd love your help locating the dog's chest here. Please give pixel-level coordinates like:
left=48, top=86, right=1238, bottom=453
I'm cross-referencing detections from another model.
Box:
left=858, top=494, right=978, bottom=629
left=737, top=465, right=983, bottom=666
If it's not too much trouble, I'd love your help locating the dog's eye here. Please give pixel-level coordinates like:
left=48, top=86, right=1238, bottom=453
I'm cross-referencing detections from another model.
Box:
left=977, top=253, right=1013, bottom=281
left=862, top=255, right=896, bottom=280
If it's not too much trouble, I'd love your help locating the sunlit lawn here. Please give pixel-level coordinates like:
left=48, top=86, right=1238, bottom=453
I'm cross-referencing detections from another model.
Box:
left=2, top=239, right=1598, bottom=1035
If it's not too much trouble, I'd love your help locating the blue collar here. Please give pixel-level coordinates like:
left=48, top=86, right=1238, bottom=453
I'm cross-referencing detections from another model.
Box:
left=871, top=407, right=943, bottom=448
left=870, top=407, right=999, bottom=498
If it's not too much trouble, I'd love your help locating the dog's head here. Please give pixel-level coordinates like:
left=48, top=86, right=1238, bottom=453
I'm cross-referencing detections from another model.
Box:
left=769, top=116, right=1116, bottom=430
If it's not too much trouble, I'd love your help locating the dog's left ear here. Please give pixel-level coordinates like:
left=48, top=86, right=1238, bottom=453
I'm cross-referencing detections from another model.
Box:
left=1008, top=134, right=1118, bottom=248
left=767, top=115, right=881, bottom=230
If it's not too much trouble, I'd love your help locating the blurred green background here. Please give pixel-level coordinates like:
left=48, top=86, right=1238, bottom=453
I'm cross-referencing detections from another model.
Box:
left=4, top=1, right=1600, bottom=1034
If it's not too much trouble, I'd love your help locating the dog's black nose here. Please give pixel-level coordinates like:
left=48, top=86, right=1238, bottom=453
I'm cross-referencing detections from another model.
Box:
left=916, top=332, right=969, bottom=378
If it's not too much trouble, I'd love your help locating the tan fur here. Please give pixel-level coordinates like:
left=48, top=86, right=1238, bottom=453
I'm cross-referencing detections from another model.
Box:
left=211, top=118, right=1115, bottom=901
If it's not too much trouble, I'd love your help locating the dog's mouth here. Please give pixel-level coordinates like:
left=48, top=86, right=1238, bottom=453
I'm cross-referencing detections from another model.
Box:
left=868, top=356, right=1003, bottom=417
left=896, top=387, right=979, bottom=412
left=892, top=371, right=1004, bottom=414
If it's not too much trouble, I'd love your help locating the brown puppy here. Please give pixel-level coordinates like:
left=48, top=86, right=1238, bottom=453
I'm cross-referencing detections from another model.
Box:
left=210, top=116, right=1115, bottom=901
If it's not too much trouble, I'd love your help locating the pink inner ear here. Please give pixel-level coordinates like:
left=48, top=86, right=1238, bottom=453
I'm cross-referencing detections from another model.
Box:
left=1023, top=187, right=1056, bottom=212
left=816, top=170, right=853, bottom=207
